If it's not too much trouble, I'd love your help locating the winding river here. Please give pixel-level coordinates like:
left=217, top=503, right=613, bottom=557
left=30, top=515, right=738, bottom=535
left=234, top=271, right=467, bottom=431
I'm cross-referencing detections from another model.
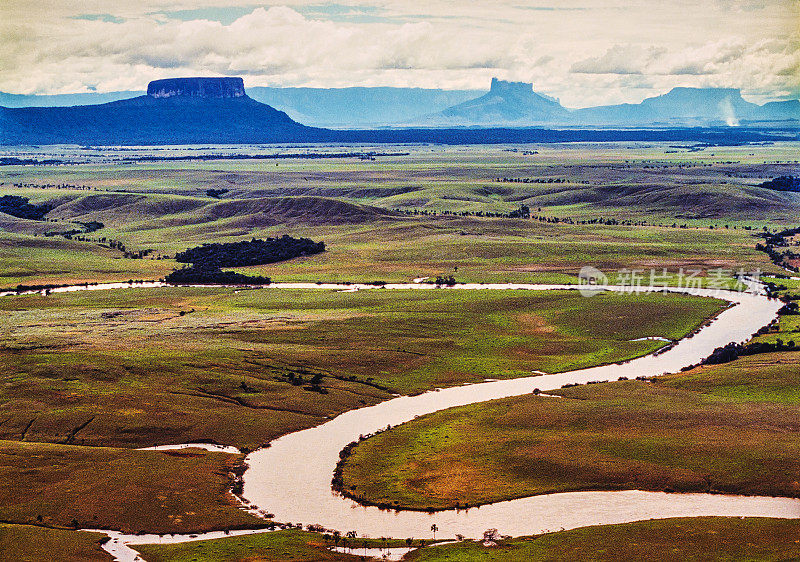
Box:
left=5, top=280, right=800, bottom=560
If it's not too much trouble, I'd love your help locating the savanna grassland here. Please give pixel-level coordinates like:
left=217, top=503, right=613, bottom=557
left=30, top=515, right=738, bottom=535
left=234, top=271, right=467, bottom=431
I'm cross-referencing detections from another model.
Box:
left=337, top=349, right=800, bottom=510
left=2, top=143, right=798, bottom=288
left=0, top=441, right=261, bottom=534
left=0, top=285, right=726, bottom=536
left=0, top=524, right=111, bottom=562
left=132, top=517, right=800, bottom=562
left=401, top=517, right=800, bottom=562
left=0, top=288, right=724, bottom=449
left=1, top=143, right=799, bottom=559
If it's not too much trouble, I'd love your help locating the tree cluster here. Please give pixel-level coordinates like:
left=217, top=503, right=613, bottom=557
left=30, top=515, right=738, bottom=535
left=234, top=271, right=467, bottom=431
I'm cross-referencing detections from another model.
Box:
left=697, top=339, right=797, bottom=366
left=0, top=195, right=53, bottom=221
left=164, top=266, right=270, bottom=285
left=758, top=175, right=800, bottom=192
left=174, top=236, right=325, bottom=268
left=205, top=188, right=229, bottom=198
left=755, top=225, right=800, bottom=273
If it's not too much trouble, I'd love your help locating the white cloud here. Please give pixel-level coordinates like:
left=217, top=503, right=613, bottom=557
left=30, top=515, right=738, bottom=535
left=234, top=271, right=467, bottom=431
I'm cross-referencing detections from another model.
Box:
left=0, top=0, right=797, bottom=105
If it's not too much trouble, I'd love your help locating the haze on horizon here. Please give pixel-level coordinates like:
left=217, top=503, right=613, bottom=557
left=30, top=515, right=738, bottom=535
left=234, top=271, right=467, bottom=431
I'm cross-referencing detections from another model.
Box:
left=1, top=0, right=798, bottom=108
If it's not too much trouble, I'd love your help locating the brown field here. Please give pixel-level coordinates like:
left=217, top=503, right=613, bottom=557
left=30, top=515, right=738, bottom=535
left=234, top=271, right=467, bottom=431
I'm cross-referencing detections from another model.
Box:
left=0, top=441, right=264, bottom=534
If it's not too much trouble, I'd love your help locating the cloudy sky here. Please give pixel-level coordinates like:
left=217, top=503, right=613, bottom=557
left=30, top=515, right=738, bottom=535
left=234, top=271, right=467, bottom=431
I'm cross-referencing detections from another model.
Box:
left=1, top=0, right=798, bottom=107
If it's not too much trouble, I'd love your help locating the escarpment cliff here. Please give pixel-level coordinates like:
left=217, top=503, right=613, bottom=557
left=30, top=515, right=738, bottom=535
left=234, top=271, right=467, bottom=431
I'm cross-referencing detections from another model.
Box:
left=147, top=77, right=246, bottom=99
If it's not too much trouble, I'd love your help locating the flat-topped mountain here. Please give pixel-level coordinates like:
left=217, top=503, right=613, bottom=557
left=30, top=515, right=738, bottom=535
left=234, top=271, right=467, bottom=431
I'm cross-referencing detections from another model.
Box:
left=147, top=77, right=246, bottom=99
left=0, top=78, right=315, bottom=145
left=418, top=78, right=569, bottom=126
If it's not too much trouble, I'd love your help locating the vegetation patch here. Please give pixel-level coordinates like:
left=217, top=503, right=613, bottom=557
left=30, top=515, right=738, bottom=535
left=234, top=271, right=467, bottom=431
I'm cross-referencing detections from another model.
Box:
left=404, top=517, right=800, bottom=562
left=0, top=289, right=722, bottom=449
left=132, top=517, right=800, bottom=562
left=164, top=266, right=270, bottom=285
left=0, top=524, right=111, bottom=562
left=136, top=529, right=358, bottom=562
left=758, top=175, right=800, bottom=193
left=0, top=195, right=53, bottom=220
left=337, top=352, right=800, bottom=510
left=0, top=440, right=265, bottom=534
left=175, top=236, right=325, bottom=268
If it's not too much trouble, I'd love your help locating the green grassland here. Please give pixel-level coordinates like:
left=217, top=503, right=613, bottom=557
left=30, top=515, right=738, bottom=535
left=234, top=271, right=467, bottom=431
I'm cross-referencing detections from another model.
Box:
left=3, top=143, right=799, bottom=225
left=0, top=441, right=263, bottom=534
left=130, top=517, right=800, bottom=562
left=337, top=351, right=800, bottom=510
left=0, top=288, right=723, bottom=449
left=0, top=231, right=174, bottom=287
left=0, top=287, right=725, bottom=537
left=1, top=143, right=795, bottom=287
left=403, top=517, right=800, bottom=562
left=135, top=529, right=359, bottom=562
left=0, top=524, right=111, bottom=562
left=752, top=276, right=800, bottom=346
left=136, top=529, right=436, bottom=562
left=0, top=214, right=778, bottom=287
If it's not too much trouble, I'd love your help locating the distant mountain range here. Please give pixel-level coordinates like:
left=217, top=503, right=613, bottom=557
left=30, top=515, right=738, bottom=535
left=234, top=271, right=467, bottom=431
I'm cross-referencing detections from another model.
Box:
left=247, top=86, right=483, bottom=127
left=571, top=87, right=800, bottom=127
left=0, top=77, right=797, bottom=146
left=0, top=84, right=483, bottom=128
left=2, top=78, right=797, bottom=130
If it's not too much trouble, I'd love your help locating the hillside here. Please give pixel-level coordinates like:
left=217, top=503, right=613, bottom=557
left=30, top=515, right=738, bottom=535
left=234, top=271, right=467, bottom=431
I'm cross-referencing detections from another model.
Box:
left=44, top=193, right=395, bottom=233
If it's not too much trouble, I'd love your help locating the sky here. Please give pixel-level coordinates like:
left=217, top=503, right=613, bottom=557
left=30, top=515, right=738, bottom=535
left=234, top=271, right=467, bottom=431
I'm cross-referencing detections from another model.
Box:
left=1, top=0, right=798, bottom=107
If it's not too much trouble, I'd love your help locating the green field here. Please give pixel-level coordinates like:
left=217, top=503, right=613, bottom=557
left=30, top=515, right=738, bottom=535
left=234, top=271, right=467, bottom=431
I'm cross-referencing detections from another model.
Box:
left=0, top=287, right=723, bottom=449
left=403, top=517, right=800, bottom=562
left=753, top=276, right=800, bottom=347
left=136, top=529, right=437, bottom=562
left=130, top=517, right=800, bottom=562
left=338, top=351, right=800, bottom=510
left=2, top=143, right=796, bottom=288
left=0, top=286, right=726, bottom=537
left=136, top=529, right=354, bottom=561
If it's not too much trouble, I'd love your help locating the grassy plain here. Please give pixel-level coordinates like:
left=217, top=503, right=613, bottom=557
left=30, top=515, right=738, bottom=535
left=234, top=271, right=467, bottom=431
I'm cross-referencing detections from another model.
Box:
left=135, top=529, right=357, bottom=562
left=0, top=288, right=723, bottom=449
left=136, top=529, right=433, bottom=562
left=2, top=143, right=796, bottom=287
left=0, top=524, right=111, bottom=562
left=0, top=441, right=262, bottom=534
left=0, top=287, right=725, bottom=536
left=0, top=231, right=173, bottom=287
left=404, top=517, right=800, bottom=562
left=132, top=517, right=800, bottom=562
left=752, top=276, right=800, bottom=346
left=1, top=143, right=798, bottom=553
left=338, top=352, right=800, bottom=510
